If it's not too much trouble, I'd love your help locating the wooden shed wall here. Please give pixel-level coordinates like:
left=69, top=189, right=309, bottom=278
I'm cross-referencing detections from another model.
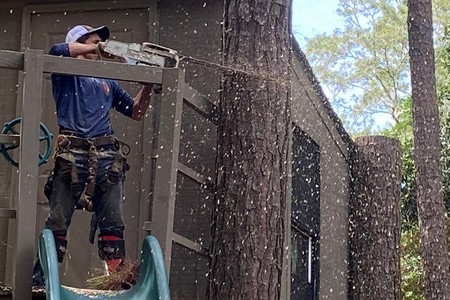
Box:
left=159, top=0, right=222, bottom=106
left=291, top=52, right=351, bottom=299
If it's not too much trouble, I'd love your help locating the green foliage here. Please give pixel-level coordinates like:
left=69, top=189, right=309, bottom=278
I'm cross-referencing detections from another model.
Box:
left=306, top=0, right=450, bottom=224
left=303, top=0, right=450, bottom=133
left=301, top=1, right=450, bottom=297
left=304, top=0, right=409, bottom=132
left=400, top=225, right=423, bottom=300
left=400, top=220, right=450, bottom=299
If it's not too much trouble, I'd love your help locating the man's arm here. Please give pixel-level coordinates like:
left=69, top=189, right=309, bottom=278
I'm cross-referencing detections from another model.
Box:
left=67, top=43, right=98, bottom=58
left=131, top=85, right=153, bottom=121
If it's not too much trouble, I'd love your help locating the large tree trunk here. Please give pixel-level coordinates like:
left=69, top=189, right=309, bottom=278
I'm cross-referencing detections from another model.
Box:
left=349, top=136, right=402, bottom=300
left=208, top=1, right=291, bottom=299
left=407, top=0, right=450, bottom=298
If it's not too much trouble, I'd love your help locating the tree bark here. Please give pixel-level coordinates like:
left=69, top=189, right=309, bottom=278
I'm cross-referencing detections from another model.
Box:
left=349, top=136, right=402, bottom=300
left=208, top=1, right=291, bottom=299
left=407, top=0, right=450, bottom=298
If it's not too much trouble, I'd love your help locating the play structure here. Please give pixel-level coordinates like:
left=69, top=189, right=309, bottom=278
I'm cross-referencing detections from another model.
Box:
left=0, top=97, right=172, bottom=300
left=0, top=40, right=217, bottom=299
left=38, top=229, right=170, bottom=299
left=0, top=47, right=191, bottom=299
left=0, top=115, right=171, bottom=299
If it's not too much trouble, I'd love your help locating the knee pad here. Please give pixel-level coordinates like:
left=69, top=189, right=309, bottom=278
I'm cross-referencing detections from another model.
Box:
left=99, top=228, right=124, bottom=239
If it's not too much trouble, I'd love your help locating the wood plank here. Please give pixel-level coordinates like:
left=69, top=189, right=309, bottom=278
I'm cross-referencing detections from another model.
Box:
left=0, top=50, right=165, bottom=85
left=0, top=134, right=19, bottom=146
left=14, top=49, right=43, bottom=300
left=181, top=83, right=218, bottom=122
left=172, top=232, right=209, bottom=257
left=43, top=55, right=164, bottom=84
left=0, top=50, right=23, bottom=70
left=151, top=68, right=184, bottom=273
left=23, top=0, right=154, bottom=13
left=0, top=209, right=16, bottom=219
left=177, top=162, right=215, bottom=189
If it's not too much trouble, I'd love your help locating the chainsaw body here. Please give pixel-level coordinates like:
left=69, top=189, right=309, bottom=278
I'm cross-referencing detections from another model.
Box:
left=101, top=40, right=179, bottom=68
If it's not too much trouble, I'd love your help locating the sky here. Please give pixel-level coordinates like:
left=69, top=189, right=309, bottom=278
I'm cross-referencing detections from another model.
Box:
left=291, top=0, right=342, bottom=48
left=290, top=0, right=342, bottom=100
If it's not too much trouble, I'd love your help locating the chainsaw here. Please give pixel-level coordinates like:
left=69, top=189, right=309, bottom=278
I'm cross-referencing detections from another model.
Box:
left=100, top=40, right=229, bottom=75
left=100, top=40, right=180, bottom=68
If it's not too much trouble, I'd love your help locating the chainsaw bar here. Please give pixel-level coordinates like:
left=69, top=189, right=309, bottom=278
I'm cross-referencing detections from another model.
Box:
left=102, top=40, right=180, bottom=68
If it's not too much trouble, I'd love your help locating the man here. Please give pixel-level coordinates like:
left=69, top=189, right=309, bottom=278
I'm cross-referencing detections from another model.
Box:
left=33, top=25, right=154, bottom=286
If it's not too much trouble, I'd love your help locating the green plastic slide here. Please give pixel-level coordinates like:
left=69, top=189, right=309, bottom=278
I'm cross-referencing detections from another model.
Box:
left=38, top=229, right=171, bottom=299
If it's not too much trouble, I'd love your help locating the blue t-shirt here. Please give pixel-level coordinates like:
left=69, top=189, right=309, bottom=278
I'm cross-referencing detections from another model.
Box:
left=49, top=43, right=134, bottom=138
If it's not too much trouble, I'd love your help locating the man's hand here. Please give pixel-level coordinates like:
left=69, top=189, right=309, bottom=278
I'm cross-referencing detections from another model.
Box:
left=136, top=83, right=161, bottom=95
left=152, top=84, right=162, bottom=94
left=96, top=41, right=110, bottom=57
left=97, top=41, right=107, bottom=52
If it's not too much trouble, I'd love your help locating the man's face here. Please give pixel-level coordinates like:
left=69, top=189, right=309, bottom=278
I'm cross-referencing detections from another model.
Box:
left=84, top=33, right=102, bottom=45
left=83, top=33, right=102, bottom=60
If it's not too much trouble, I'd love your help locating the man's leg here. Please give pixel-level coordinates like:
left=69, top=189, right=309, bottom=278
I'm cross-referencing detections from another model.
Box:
left=95, top=177, right=126, bottom=273
left=33, top=168, right=77, bottom=286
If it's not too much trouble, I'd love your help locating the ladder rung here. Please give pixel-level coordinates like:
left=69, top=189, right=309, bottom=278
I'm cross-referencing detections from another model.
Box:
left=0, top=208, right=16, bottom=219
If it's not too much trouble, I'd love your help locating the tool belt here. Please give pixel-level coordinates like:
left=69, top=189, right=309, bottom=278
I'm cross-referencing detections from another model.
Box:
left=51, top=132, right=130, bottom=211
left=65, top=135, right=116, bottom=149
left=57, top=130, right=118, bottom=149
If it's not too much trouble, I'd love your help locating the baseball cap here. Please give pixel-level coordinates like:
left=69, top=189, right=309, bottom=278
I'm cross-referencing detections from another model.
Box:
left=65, top=25, right=110, bottom=43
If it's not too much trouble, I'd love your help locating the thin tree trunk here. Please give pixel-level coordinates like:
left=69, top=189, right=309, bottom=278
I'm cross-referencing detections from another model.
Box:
left=407, top=0, right=450, bottom=298
left=349, top=136, right=402, bottom=300
left=208, top=1, right=291, bottom=299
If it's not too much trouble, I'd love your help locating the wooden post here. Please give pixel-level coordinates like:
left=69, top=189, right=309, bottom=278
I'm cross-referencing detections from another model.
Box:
left=151, top=68, right=185, bottom=274
left=349, top=136, right=402, bottom=300
left=13, top=49, right=43, bottom=299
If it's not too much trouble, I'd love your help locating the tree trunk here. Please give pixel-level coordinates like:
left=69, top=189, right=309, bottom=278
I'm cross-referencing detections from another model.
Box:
left=208, top=1, right=291, bottom=299
left=349, top=136, right=402, bottom=300
left=407, top=0, right=450, bottom=298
